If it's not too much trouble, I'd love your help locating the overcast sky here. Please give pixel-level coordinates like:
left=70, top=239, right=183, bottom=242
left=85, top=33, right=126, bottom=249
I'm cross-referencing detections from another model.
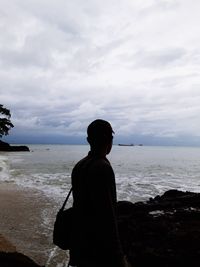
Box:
left=1, top=0, right=200, bottom=145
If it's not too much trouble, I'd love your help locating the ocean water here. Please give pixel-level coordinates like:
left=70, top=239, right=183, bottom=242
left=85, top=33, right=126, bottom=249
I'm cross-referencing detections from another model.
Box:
left=1, top=144, right=200, bottom=203
left=1, top=145, right=200, bottom=266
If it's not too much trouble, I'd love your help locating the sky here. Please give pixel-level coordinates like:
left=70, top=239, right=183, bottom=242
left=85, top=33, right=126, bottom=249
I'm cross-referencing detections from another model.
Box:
left=1, top=0, right=200, bottom=145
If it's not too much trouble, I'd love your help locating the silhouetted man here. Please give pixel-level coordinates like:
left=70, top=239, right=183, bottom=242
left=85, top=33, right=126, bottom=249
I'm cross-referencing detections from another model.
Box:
left=69, top=119, right=128, bottom=267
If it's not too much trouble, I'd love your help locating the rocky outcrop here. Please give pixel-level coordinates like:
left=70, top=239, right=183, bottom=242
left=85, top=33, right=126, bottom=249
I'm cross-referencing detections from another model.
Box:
left=117, top=189, right=200, bottom=267
left=0, top=235, right=43, bottom=267
left=0, top=252, right=43, bottom=267
left=0, top=140, right=29, bottom=152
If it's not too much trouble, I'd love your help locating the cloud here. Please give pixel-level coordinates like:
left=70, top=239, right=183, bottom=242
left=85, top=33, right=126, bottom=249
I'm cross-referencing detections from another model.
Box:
left=131, top=48, right=186, bottom=69
left=1, top=0, right=200, bottom=144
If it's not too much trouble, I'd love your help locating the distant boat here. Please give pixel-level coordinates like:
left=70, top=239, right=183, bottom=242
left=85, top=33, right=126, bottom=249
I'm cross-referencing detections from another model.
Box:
left=118, top=143, right=134, bottom=146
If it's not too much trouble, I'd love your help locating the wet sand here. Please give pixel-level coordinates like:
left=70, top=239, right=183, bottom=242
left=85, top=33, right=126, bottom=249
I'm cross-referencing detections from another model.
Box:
left=0, top=183, right=69, bottom=266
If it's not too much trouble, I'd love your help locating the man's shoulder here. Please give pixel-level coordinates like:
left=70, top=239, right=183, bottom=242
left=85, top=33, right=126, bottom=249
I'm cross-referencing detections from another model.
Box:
left=92, top=157, right=110, bottom=167
left=73, top=155, right=112, bottom=174
left=90, top=158, right=114, bottom=177
left=73, top=155, right=90, bottom=170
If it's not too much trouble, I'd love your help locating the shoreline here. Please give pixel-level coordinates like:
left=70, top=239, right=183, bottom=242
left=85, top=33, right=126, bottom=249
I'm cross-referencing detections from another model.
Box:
left=1, top=182, right=200, bottom=266
left=0, top=182, right=69, bottom=266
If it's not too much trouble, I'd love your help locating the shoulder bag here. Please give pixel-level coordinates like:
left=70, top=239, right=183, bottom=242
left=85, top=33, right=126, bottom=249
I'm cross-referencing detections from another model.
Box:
left=53, top=187, right=73, bottom=250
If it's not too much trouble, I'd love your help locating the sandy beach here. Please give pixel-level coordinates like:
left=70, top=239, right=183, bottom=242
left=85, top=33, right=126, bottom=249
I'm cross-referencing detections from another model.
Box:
left=0, top=182, right=69, bottom=266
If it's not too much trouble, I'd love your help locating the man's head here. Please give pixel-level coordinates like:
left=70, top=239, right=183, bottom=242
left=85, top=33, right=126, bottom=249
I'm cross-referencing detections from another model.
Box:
left=87, top=119, right=114, bottom=154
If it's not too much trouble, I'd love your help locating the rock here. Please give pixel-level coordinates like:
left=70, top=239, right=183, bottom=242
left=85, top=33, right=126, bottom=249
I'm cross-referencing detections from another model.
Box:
left=0, top=252, right=43, bottom=267
left=0, top=235, right=43, bottom=267
left=0, top=140, right=29, bottom=152
left=117, top=190, right=200, bottom=267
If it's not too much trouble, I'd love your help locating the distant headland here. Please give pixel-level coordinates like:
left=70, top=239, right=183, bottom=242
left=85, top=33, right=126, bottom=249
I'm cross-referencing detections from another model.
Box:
left=0, top=140, right=30, bottom=152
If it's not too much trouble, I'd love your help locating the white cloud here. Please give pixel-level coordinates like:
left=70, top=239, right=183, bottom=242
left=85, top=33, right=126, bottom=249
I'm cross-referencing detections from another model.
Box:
left=1, top=0, right=200, bottom=143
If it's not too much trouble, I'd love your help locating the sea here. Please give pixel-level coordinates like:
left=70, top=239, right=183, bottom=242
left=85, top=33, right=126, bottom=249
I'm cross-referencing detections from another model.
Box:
left=1, top=144, right=200, bottom=203
left=1, top=144, right=200, bottom=266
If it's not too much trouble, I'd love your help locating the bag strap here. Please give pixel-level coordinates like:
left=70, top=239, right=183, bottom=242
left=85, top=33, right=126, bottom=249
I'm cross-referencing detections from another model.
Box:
left=60, top=187, right=73, bottom=211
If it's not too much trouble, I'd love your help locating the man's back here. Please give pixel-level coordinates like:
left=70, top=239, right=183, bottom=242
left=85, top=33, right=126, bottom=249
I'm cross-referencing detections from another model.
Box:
left=70, top=152, right=123, bottom=266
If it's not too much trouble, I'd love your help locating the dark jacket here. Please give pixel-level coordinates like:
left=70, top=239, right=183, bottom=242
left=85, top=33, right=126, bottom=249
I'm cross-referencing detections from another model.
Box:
left=70, top=151, right=124, bottom=266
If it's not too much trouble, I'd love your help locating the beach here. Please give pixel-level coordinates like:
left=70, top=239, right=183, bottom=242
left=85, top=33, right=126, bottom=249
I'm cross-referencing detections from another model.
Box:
left=0, top=182, right=69, bottom=266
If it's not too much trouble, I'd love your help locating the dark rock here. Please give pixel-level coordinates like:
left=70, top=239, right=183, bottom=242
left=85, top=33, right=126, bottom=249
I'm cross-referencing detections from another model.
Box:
left=117, top=190, right=200, bottom=267
left=0, top=140, right=29, bottom=152
left=0, top=252, right=43, bottom=267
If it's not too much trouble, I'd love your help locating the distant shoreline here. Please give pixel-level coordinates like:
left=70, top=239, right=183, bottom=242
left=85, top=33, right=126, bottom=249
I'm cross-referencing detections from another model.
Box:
left=2, top=142, right=200, bottom=148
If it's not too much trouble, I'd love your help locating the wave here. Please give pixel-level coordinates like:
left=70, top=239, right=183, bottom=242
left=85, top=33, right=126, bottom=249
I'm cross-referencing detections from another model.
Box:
left=0, top=155, right=10, bottom=182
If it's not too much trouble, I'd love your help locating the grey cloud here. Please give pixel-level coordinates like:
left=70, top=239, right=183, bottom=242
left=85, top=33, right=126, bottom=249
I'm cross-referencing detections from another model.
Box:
left=132, top=48, right=186, bottom=69
left=139, top=0, right=179, bottom=17
left=0, top=47, right=51, bottom=69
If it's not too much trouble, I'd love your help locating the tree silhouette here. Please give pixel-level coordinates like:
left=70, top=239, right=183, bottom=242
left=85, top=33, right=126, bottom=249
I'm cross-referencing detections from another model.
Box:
left=0, top=104, right=14, bottom=138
